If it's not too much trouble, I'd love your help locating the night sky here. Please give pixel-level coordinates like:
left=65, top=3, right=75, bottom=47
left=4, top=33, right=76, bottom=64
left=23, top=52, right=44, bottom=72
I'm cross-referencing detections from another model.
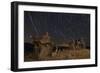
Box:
left=24, top=11, right=90, bottom=46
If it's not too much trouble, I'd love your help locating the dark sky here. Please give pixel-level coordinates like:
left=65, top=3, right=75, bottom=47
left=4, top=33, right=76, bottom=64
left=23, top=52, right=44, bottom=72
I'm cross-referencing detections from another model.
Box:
left=24, top=11, right=90, bottom=46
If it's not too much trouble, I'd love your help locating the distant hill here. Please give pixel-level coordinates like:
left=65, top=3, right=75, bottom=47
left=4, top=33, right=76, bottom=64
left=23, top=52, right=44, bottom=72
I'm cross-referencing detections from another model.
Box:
left=24, top=43, right=34, bottom=53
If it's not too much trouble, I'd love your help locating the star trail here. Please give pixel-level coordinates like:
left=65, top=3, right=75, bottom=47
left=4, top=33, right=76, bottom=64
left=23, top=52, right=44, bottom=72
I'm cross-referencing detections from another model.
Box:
left=24, top=11, right=90, bottom=46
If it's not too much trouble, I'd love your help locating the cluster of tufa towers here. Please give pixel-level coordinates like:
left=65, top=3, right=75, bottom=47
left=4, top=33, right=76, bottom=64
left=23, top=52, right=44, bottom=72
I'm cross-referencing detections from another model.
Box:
left=31, top=32, right=86, bottom=60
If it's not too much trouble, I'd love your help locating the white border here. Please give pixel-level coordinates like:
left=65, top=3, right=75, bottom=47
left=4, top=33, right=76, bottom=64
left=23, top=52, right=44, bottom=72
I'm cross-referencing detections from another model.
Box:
left=18, top=5, right=96, bottom=68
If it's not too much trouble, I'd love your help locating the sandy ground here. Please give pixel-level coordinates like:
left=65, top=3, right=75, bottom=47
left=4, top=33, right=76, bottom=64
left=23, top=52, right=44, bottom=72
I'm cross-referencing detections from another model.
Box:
left=24, top=48, right=90, bottom=62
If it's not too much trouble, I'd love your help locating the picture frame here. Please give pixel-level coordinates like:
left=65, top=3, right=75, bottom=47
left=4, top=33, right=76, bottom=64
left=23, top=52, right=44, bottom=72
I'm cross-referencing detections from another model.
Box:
left=11, top=1, right=97, bottom=72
